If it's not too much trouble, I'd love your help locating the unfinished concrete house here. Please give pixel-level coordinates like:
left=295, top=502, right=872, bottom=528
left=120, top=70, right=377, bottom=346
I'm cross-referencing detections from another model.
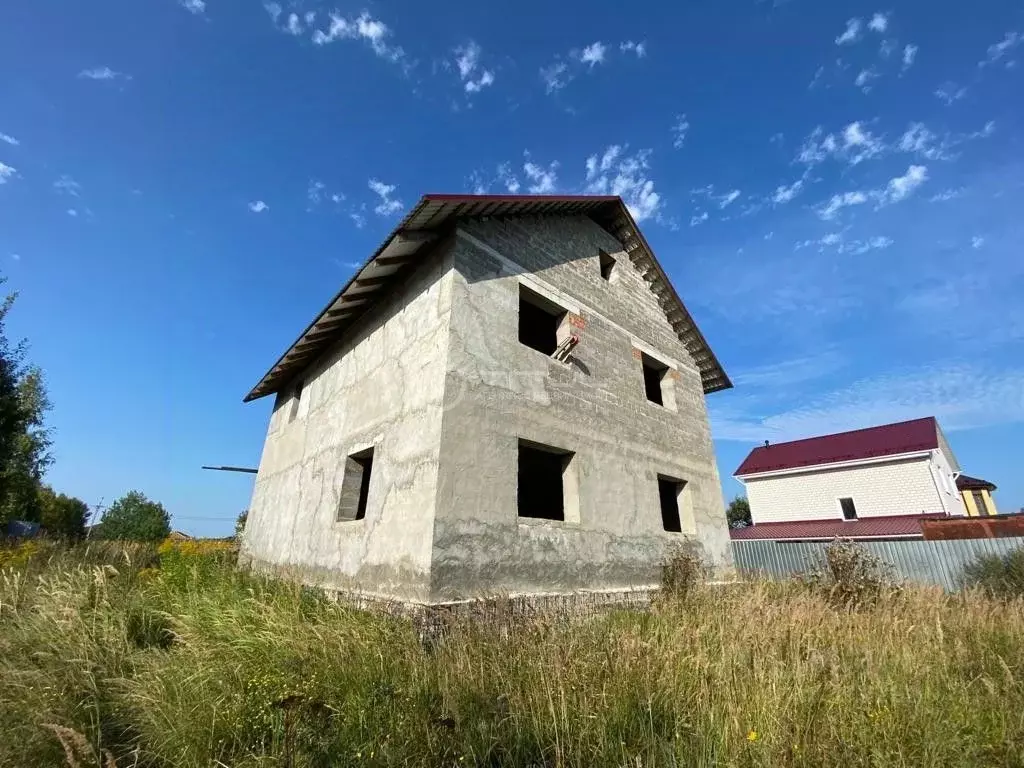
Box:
left=240, top=194, right=733, bottom=605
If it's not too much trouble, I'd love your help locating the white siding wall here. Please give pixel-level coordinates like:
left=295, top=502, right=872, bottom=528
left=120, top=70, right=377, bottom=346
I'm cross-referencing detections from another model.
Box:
left=928, top=449, right=966, bottom=516
left=745, top=456, right=945, bottom=524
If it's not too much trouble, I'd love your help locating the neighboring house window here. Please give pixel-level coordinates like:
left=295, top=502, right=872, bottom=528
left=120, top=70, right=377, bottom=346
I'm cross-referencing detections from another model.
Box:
left=640, top=353, right=676, bottom=410
left=599, top=250, right=616, bottom=281
left=519, top=285, right=566, bottom=356
left=517, top=439, right=579, bottom=523
left=337, top=447, right=374, bottom=522
left=287, top=380, right=304, bottom=423
left=839, top=497, right=858, bottom=521
left=972, top=490, right=988, bottom=516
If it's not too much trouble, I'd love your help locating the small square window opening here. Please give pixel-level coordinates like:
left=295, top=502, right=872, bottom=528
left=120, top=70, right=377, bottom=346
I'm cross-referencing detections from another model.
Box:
left=519, top=285, right=567, bottom=356
left=599, top=251, right=616, bottom=281
left=517, top=439, right=579, bottom=522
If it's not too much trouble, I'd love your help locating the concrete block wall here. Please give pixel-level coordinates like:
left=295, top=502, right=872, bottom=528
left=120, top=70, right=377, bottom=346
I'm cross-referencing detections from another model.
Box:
left=431, top=215, right=731, bottom=600
left=745, top=456, right=946, bottom=525
left=240, top=246, right=455, bottom=602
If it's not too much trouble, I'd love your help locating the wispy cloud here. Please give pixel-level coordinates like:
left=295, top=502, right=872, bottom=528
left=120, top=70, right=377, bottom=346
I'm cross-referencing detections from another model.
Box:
left=619, top=40, right=647, bottom=58
left=797, top=121, right=885, bottom=167
left=312, top=11, right=405, bottom=64
left=902, top=44, right=918, bottom=71
left=524, top=156, right=559, bottom=194
left=78, top=66, right=130, bottom=81
left=730, top=351, right=846, bottom=389
left=368, top=179, right=403, bottom=216
left=929, top=187, right=966, bottom=202
left=854, top=67, right=878, bottom=91
left=771, top=176, right=805, bottom=205
left=835, top=18, right=863, bottom=45
left=934, top=81, right=967, bottom=105
left=584, top=146, right=662, bottom=222
left=53, top=175, right=81, bottom=196
left=248, top=200, right=269, bottom=213
left=717, top=189, right=741, bottom=209
left=797, top=232, right=894, bottom=255
left=0, top=133, right=18, bottom=146
left=0, top=162, right=16, bottom=184
left=816, top=165, right=928, bottom=219
left=671, top=114, right=689, bottom=149
left=577, top=42, right=607, bottom=67
left=867, top=12, right=889, bottom=33
left=712, top=363, right=1024, bottom=443
left=453, top=41, right=495, bottom=93
left=980, top=31, right=1021, bottom=67
left=180, top=0, right=205, bottom=14
left=540, top=61, right=571, bottom=94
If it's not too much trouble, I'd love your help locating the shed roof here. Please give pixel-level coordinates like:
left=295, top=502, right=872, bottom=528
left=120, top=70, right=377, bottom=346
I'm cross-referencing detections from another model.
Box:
left=956, top=474, right=997, bottom=492
left=244, top=194, right=731, bottom=402
left=734, top=417, right=940, bottom=476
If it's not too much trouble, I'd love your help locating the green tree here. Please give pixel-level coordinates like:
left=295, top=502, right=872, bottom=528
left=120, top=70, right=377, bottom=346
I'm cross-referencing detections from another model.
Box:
left=234, top=509, right=248, bottom=540
left=96, top=491, right=171, bottom=541
left=38, top=485, right=89, bottom=539
left=726, top=496, right=752, bottom=528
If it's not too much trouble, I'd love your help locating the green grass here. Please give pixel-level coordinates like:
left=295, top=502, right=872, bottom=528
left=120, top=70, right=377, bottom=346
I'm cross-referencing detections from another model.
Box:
left=2, top=541, right=1024, bottom=767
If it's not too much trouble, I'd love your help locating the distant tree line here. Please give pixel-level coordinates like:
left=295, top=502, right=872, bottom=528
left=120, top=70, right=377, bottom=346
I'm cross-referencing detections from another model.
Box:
left=0, top=277, right=171, bottom=542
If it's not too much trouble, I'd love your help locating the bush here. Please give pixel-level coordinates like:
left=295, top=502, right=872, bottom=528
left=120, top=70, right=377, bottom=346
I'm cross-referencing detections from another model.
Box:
left=94, top=491, right=170, bottom=542
left=660, top=541, right=707, bottom=600
left=963, top=548, right=1024, bottom=599
left=802, top=539, right=900, bottom=608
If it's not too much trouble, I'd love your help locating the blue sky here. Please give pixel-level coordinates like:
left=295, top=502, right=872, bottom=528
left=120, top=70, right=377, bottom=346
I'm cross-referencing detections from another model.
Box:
left=1, top=0, right=1022, bottom=535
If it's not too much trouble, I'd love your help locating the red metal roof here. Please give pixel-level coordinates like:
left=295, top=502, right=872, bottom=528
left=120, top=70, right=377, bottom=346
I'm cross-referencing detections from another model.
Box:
left=729, top=513, right=947, bottom=541
left=734, top=417, right=939, bottom=476
left=244, top=194, right=730, bottom=402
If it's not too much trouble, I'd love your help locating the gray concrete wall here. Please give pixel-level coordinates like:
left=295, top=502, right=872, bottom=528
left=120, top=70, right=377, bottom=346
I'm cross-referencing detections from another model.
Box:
left=240, top=243, right=455, bottom=602
left=431, top=215, right=732, bottom=601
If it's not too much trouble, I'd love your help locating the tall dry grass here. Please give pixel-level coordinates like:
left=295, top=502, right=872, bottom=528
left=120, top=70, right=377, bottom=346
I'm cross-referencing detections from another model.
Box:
left=2, top=541, right=1024, bottom=767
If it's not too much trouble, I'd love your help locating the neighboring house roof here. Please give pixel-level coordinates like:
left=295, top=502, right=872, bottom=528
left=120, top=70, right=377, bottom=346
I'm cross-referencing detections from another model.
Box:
left=244, top=194, right=731, bottom=402
left=729, top=513, right=947, bottom=541
left=956, top=474, right=997, bottom=492
left=734, top=417, right=940, bottom=476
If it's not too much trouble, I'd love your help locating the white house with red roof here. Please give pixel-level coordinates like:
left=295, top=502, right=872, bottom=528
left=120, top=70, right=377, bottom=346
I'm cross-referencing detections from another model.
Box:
left=732, top=417, right=968, bottom=542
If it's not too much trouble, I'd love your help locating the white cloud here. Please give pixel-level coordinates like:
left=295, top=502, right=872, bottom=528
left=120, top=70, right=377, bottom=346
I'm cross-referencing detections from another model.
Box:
left=797, top=122, right=885, bottom=167
left=772, top=177, right=805, bottom=205
left=67, top=208, right=78, bottom=217
left=77, top=66, right=130, bottom=81
left=808, top=65, right=826, bottom=89
left=817, top=190, right=869, bottom=219
left=180, top=0, right=205, bottom=14
left=540, top=61, right=571, bottom=94
left=583, top=146, right=662, bottom=222
left=671, top=114, right=689, bottom=149
left=10, top=253, right=20, bottom=261
left=711, top=364, right=1024, bottom=442
left=934, top=82, right=967, bottom=105
left=980, top=31, right=1021, bottom=67
left=867, top=12, right=889, bottom=33
left=619, top=40, right=647, bottom=58
left=929, top=187, right=965, bottom=202
left=53, top=175, right=81, bottom=196
left=0, top=133, right=17, bottom=146
left=453, top=42, right=495, bottom=93
left=264, top=2, right=281, bottom=23
left=350, top=211, right=367, bottom=228
left=970, top=120, right=995, bottom=139
left=835, top=18, right=863, bottom=45
left=312, top=11, right=405, bottom=63
left=368, top=178, right=403, bottom=215
left=717, top=189, right=741, bottom=209
left=248, top=200, right=269, bottom=213
left=854, top=68, right=878, bottom=91
left=690, top=211, right=709, bottom=227
left=971, top=236, right=985, bottom=249
left=307, top=180, right=326, bottom=206
left=523, top=158, right=559, bottom=194
left=881, top=164, right=928, bottom=204
left=577, top=42, right=607, bottom=67
left=898, top=123, right=951, bottom=160
left=0, top=162, right=16, bottom=184
left=285, top=13, right=304, bottom=35
left=902, top=44, right=918, bottom=70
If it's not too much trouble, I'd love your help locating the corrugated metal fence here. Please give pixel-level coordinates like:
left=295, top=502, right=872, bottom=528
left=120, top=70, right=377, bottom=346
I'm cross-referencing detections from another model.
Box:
left=732, top=537, right=1024, bottom=591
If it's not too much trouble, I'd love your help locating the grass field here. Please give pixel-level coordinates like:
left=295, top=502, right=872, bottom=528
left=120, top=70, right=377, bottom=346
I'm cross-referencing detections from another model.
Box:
left=2, top=539, right=1024, bottom=767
